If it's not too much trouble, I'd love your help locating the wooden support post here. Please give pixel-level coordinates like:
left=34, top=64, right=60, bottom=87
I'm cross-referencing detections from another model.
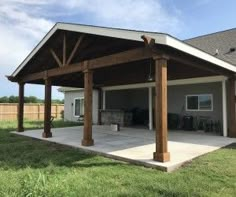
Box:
left=42, top=78, right=52, bottom=138
left=17, top=82, right=24, bottom=132
left=229, top=78, right=236, bottom=137
left=98, top=89, right=102, bottom=125
left=148, top=87, right=153, bottom=130
left=222, top=79, right=227, bottom=137
left=153, top=56, right=170, bottom=162
left=82, top=69, right=94, bottom=146
left=102, top=90, right=106, bottom=110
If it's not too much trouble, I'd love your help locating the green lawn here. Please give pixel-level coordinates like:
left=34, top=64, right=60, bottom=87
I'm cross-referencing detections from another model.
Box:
left=0, top=120, right=235, bottom=197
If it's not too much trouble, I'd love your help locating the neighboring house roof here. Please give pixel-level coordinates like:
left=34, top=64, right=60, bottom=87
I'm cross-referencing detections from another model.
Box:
left=185, top=28, right=236, bottom=66
left=11, top=22, right=236, bottom=77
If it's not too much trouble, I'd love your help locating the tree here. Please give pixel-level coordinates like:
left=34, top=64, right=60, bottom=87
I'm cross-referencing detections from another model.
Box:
left=8, top=96, right=18, bottom=103
left=52, top=99, right=64, bottom=104
left=0, top=96, right=9, bottom=103
left=0, top=96, right=63, bottom=104
left=0, top=96, right=64, bottom=104
left=25, top=96, right=40, bottom=103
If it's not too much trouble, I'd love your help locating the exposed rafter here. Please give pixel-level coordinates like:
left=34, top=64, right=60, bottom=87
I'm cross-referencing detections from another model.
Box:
left=16, top=47, right=154, bottom=83
left=67, top=34, right=85, bottom=65
left=63, top=33, right=66, bottom=66
left=50, top=33, right=85, bottom=67
left=10, top=43, right=232, bottom=84
left=50, top=49, right=63, bottom=67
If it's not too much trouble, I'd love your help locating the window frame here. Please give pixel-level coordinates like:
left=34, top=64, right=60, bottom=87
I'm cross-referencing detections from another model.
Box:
left=185, top=94, right=213, bottom=112
left=74, top=97, right=84, bottom=117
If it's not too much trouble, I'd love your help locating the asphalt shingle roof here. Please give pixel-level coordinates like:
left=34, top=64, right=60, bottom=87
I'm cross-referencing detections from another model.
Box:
left=185, top=28, right=236, bottom=66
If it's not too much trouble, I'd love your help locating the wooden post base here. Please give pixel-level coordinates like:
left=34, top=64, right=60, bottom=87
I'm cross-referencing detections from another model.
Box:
left=81, top=139, right=94, bottom=146
left=42, top=132, right=52, bottom=138
left=229, top=133, right=236, bottom=138
left=17, top=127, right=24, bottom=132
left=153, top=152, right=170, bottom=162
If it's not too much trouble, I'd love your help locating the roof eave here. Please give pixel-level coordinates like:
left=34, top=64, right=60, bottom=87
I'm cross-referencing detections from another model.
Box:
left=11, top=22, right=236, bottom=78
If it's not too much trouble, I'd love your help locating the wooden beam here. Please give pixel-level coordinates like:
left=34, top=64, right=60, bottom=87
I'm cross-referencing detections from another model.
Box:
left=66, top=34, right=85, bottom=65
left=42, top=78, right=52, bottom=138
left=63, top=34, right=66, bottom=66
left=81, top=47, right=153, bottom=70
left=153, top=56, right=170, bottom=162
left=141, top=35, right=224, bottom=75
left=6, top=75, right=17, bottom=82
left=50, top=49, right=63, bottom=67
left=229, top=78, right=236, bottom=137
left=18, top=62, right=84, bottom=83
left=141, top=35, right=155, bottom=47
left=17, top=47, right=153, bottom=83
left=13, top=44, right=229, bottom=85
left=17, top=82, right=24, bottom=132
left=82, top=68, right=94, bottom=146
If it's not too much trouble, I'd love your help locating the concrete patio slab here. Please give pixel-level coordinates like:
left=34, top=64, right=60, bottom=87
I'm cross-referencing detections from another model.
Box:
left=12, top=126, right=236, bottom=172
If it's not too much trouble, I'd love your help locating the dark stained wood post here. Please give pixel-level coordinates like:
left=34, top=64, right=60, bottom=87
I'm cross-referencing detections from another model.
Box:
left=17, top=82, right=24, bottom=132
left=82, top=69, right=94, bottom=146
left=153, top=56, right=170, bottom=162
left=98, top=88, right=102, bottom=125
left=42, top=78, right=52, bottom=138
left=229, top=78, right=236, bottom=137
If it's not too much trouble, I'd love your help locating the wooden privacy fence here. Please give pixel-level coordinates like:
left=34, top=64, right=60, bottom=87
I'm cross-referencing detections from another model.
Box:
left=0, top=103, right=64, bottom=121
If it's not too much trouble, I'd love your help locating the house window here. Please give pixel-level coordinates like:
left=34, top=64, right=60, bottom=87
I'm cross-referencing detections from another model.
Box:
left=74, top=97, right=84, bottom=116
left=186, top=94, right=213, bottom=111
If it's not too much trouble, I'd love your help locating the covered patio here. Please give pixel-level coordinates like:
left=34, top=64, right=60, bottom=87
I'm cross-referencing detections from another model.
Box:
left=13, top=126, right=236, bottom=172
left=7, top=23, right=236, bottom=166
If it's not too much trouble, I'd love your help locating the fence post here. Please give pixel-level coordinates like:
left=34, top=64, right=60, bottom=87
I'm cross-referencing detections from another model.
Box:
left=56, top=104, right=58, bottom=119
left=38, top=104, right=40, bottom=120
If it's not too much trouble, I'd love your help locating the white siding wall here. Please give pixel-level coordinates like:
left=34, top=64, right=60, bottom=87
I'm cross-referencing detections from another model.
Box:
left=64, top=90, right=99, bottom=124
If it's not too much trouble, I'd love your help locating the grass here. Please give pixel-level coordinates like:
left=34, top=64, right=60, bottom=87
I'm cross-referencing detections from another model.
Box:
left=0, top=120, right=235, bottom=196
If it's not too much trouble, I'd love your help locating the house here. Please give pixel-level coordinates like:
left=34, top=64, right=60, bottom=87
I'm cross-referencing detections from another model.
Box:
left=8, top=23, right=236, bottom=163
left=59, top=28, right=236, bottom=134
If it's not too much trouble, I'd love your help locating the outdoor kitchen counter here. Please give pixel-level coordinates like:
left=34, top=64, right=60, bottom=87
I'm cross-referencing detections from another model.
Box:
left=100, top=109, right=132, bottom=126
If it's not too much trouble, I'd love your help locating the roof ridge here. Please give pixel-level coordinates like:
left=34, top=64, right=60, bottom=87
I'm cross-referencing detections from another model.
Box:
left=57, top=22, right=167, bottom=36
left=185, top=27, right=236, bottom=41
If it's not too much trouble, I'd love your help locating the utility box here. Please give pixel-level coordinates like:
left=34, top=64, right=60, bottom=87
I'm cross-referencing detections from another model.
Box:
left=111, top=123, right=120, bottom=132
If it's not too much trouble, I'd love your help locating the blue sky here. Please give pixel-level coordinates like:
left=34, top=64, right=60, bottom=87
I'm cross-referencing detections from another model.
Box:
left=0, top=0, right=235, bottom=99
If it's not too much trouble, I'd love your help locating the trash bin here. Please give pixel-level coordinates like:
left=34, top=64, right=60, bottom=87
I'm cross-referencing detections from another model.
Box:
left=183, top=115, right=193, bottom=131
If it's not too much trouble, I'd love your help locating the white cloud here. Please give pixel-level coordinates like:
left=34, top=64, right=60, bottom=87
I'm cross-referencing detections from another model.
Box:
left=62, top=0, right=182, bottom=34
left=0, top=0, right=182, bottom=98
left=0, top=0, right=54, bottom=98
left=0, top=1, right=53, bottom=68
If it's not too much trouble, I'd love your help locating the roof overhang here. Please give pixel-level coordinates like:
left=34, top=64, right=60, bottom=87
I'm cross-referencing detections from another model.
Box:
left=58, top=87, right=83, bottom=92
left=11, top=22, right=236, bottom=77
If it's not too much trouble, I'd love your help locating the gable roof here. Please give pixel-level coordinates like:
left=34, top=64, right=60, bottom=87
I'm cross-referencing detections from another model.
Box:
left=11, top=22, right=236, bottom=77
left=185, top=28, right=236, bottom=66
